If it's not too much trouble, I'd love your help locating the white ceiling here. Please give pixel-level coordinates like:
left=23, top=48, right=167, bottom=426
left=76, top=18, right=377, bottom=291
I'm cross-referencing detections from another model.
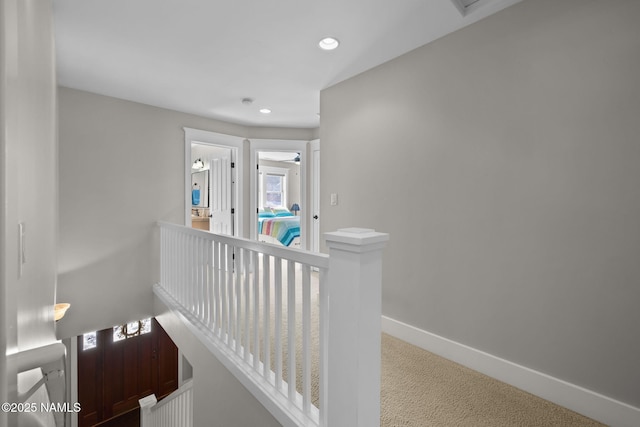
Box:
left=53, top=0, right=522, bottom=129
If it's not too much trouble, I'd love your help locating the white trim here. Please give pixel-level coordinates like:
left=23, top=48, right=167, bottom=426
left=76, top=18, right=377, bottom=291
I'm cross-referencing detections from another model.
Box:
left=382, top=316, right=640, bottom=427
left=309, top=139, right=320, bottom=254
left=184, top=128, right=244, bottom=238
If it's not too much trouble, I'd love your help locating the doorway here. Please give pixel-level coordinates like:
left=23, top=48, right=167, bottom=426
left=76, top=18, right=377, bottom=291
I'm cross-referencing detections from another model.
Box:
left=250, top=139, right=308, bottom=249
left=257, top=151, right=302, bottom=248
left=185, top=128, right=243, bottom=237
left=76, top=319, right=178, bottom=427
left=191, top=143, right=234, bottom=235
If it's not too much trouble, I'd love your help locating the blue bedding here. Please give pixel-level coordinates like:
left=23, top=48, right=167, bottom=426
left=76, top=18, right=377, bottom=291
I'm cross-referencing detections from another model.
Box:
left=258, top=216, right=300, bottom=246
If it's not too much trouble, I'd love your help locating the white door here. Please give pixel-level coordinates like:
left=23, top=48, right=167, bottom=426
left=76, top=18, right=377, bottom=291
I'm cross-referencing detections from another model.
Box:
left=209, top=148, right=233, bottom=235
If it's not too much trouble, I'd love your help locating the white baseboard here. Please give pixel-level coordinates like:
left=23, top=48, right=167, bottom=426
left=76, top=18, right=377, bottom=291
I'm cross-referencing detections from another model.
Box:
left=382, top=316, right=640, bottom=427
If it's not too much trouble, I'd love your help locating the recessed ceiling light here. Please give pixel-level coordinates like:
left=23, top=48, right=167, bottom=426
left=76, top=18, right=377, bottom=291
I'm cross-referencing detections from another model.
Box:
left=260, top=108, right=271, bottom=114
left=318, top=37, right=340, bottom=51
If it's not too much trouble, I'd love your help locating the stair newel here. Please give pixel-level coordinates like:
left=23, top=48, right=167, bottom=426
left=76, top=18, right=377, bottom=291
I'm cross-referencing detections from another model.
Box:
left=322, top=228, right=389, bottom=427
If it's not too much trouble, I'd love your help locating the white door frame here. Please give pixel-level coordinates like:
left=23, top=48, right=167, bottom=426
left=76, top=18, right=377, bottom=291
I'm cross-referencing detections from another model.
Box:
left=309, top=139, right=320, bottom=253
left=184, top=128, right=244, bottom=237
left=249, top=139, right=308, bottom=249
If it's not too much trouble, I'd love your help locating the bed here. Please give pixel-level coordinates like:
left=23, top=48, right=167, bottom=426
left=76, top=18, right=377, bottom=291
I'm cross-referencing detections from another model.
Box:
left=258, top=208, right=300, bottom=247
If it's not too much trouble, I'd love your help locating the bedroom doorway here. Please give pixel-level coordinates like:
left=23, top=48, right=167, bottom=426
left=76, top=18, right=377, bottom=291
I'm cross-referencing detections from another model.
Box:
left=257, top=151, right=302, bottom=248
left=250, top=139, right=308, bottom=250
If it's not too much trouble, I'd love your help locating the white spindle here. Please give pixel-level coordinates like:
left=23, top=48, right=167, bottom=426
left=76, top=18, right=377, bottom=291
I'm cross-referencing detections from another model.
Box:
left=262, top=254, right=270, bottom=379
left=274, top=256, right=283, bottom=391
left=302, top=263, right=311, bottom=414
left=221, top=244, right=228, bottom=342
left=252, top=253, right=260, bottom=371
left=206, top=240, right=213, bottom=329
left=287, top=260, right=296, bottom=401
left=226, top=244, right=234, bottom=348
left=199, top=237, right=206, bottom=321
left=243, top=249, right=251, bottom=362
left=213, top=240, right=221, bottom=337
left=235, top=246, right=242, bottom=355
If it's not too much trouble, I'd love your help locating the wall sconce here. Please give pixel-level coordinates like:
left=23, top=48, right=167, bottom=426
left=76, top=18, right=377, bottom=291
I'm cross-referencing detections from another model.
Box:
left=54, top=303, right=70, bottom=321
left=290, top=203, right=300, bottom=216
left=192, top=158, right=204, bottom=169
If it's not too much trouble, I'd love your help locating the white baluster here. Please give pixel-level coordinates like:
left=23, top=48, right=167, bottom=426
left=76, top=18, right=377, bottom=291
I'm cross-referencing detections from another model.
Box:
left=287, top=260, right=296, bottom=401
left=228, top=244, right=233, bottom=346
left=252, top=253, right=260, bottom=371
left=235, top=245, right=242, bottom=355
left=243, top=249, right=251, bottom=362
left=263, top=254, right=271, bottom=379
left=302, top=263, right=311, bottom=414
left=213, top=240, right=221, bottom=336
left=274, top=256, right=283, bottom=392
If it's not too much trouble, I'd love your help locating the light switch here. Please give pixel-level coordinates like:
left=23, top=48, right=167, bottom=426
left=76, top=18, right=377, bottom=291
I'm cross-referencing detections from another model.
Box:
left=330, top=193, right=338, bottom=206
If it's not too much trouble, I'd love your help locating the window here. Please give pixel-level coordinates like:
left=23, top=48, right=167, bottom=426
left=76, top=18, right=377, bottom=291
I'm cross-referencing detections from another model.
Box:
left=259, top=166, right=288, bottom=209
left=265, top=174, right=284, bottom=207
left=113, top=318, right=152, bottom=342
left=83, top=332, right=97, bottom=351
left=82, top=319, right=153, bottom=351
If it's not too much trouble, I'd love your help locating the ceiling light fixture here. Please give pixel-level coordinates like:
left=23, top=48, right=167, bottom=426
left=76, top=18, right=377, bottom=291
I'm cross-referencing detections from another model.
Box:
left=192, top=158, right=204, bottom=169
left=318, top=37, right=340, bottom=51
left=260, top=108, right=272, bottom=114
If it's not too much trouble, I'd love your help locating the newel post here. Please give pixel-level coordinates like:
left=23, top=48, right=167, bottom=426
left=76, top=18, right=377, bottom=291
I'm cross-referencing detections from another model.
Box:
left=323, top=227, right=389, bottom=427
left=138, top=394, right=157, bottom=427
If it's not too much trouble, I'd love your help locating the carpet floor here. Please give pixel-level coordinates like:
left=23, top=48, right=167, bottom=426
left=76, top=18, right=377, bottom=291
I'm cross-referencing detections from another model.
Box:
left=380, top=333, right=605, bottom=427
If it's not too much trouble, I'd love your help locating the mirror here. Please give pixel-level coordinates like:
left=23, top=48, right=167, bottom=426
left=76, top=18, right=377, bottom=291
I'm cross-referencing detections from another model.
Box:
left=191, top=170, right=209, bottom=207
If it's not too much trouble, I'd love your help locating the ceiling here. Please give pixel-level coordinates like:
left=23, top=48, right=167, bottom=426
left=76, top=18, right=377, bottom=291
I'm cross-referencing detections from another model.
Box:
left=53, top=0, right=522, bottom=129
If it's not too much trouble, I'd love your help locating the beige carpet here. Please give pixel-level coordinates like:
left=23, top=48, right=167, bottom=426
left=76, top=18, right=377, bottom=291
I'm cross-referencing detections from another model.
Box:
left=380, top=333, right=605, bottom=427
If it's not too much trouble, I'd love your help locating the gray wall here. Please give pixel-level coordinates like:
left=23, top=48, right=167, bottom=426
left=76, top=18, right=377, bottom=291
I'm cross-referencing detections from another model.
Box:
left=57, top=87, right=314, bottom=340
left=1, top=0, right=58, bottom=416
left=320, top=0, right=640, bottom=408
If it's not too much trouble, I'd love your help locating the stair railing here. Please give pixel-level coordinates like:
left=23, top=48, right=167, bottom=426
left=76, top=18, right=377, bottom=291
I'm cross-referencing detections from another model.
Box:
left=155, top=222, right=388, bottom=427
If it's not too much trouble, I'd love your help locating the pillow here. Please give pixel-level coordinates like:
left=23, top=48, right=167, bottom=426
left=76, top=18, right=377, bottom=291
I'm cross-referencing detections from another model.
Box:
left=272, top=207, right=294, bottom=217
left=258, top=208, right=275, bottom=218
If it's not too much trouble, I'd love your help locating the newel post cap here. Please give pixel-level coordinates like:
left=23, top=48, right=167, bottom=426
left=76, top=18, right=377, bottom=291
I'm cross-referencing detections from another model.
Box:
left=139, top=394, right=157, bottom=410
left=325, top=227, right=389, bottom=252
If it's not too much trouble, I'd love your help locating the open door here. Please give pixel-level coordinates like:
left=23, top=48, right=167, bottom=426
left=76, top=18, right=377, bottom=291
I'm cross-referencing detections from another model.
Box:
left=209, top=148, right=233, bottom=235
left=185, top=128, right=243, bottom=238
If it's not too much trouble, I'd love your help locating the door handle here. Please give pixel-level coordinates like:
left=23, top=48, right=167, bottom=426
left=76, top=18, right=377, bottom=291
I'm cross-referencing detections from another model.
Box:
left=313, top=215, right=319, bottom=220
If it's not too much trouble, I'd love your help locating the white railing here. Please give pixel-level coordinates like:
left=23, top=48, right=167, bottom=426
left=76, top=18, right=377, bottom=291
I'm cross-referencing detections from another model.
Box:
left=139, top=379, right=193, bottom=427
left=155, top=221, right=388, bottom=427
left=7, top=342, right=67, bottom=427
